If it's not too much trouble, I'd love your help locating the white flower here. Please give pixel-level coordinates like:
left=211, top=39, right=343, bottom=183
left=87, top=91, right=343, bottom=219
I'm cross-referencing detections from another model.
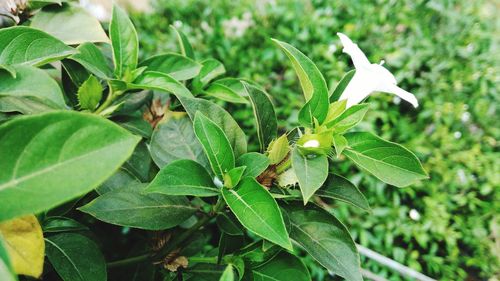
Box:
left=337, top=33, right=419, bottom=108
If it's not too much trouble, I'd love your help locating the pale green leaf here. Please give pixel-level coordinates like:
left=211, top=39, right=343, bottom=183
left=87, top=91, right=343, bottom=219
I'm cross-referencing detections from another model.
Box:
left=291, top=147, right=329, bottom=204
left=236, top=152, right=270, bottom=178
left=130, top=71, right=192, bottom=97
left=77, top=75, right=103, bottom=110
left=325, top=103, right=369, bottom=132
left=219, top=264, right=235, bottom=281
left=170, top=25, right=195, bottom=59
left=110, top=5, right=138, bottom=79
left=140, top=53, right=201, bottom=81
left=0, top=233, right=17, bottom=281
left=69, top=43, right=113, bottom=79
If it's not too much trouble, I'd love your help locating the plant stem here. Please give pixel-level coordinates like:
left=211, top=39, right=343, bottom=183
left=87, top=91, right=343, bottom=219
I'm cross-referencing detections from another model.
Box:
left=188, top=256, right=218, bottom=264
left=94, top=90, right=115, bottom=114
left=107, top=253, right=150, bottom=268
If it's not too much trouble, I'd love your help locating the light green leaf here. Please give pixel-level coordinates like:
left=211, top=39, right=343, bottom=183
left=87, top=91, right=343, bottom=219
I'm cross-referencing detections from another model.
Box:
left=140, top=53, right=201, bottom=81
left=333, top=134, right=348, bottom=156
left=252, top=252, right=310, bottom=281
left=330, top=69, right=355, bottom=102
left=0, top=233, right=17, bottom=281
left=0, top=65, right=66, bottom=114
left=219, top=264, right=235, bottom=281
left=45, top=233, right=106, bottom=281
left=267, top=134, right=290, bottom=165
left=344, top=132, right=428, bottom=187
left=236, top=153, right=270, bottom=178
left=145, top=159, right=218, bottom=197
left=79, top=184, right=196, bottom=230
left=272, top=39, right=329, bottom=124
left=69, top=43, right=113, bottom=79
left=194, top=113, right=235, bottom=178
left=316, top=174, right=370, bottom=211
left=204, top=81, right=248, bottom=104
left=179, top=96, right=247, bottom=157
left=193, top=59, right=226, bottom=88
left=0, top=215, right=44, bottom=278
left=130, top=71, right=192, bottom=97
left=244, top=82, right=277, bottom=152
left=291, top=147, right=328, bottom=204
left=222, top=178, right=292, bottom=250
left=110, top=5, right=138, bottom=79
left=30, top=4, right=109, bottom=45
left=77, top=75, right=102, bottom=111
left=325, top=104, right=369, bottom=132
left=150, top=115, right=210, bottom=170
left=170, top=25, right=195, bottom=60
left=224, top=166, right=246, bottom=188
left=0, top=111, right=141, bottom=222
left=0, top=26, right=75, bottom=66
left=324, top=100, right=347, bottom=124
left=284, top=203, right=362, bottom=281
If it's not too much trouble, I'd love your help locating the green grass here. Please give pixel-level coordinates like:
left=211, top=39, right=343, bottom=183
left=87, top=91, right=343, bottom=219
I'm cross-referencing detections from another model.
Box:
left=133, top=0, right=499, bottom=279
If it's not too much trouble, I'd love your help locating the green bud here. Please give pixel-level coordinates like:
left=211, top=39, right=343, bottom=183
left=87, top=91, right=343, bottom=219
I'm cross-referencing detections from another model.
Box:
left=296, top=132, right=333, bottom=157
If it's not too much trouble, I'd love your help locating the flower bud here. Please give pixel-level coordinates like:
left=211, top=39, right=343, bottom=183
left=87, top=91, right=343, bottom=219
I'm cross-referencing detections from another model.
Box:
left=296, top=132, right=333, bottom=157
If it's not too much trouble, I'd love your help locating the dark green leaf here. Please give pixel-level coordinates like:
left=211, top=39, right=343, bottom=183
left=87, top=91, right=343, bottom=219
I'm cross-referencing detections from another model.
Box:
left=79, top=184, right=196, bottom=230
left=252, top=252, right=310, bottom=281
left=69, top=43, right=113, bottom=79
left=194, top=113, right=235, bottom=178
left=0, top=65, right=67, bottom=114
left=330, top=70, right=355, bottom=102
left=186, top=264, right=226, bottom=281
left=45, top=233, right=106, bottom=281
left=77, top=75, right=102, bottom=111
left=140, top=53, right=201, bottom=81
left=216, top=212, right=244, bottom=236
left=344, top=132, right=428, bottom=187
left=272, top=39, right=329, bottom=124
left=42, top=217, right=88, bottom=233
left=0, top=111, right=140, bottom=222
left=145, top=159, right=218, bottom=197
left=222, top=178, right=292, bottom=250
left=170, top=25, right=195, bottom=59
left=284, top=203, right=362, bottom=281
left=30, top=4, right=109, bottom=45
left=236, top=153, right=270, bottom=178
left=150, top=115, right=210, bottom=170
left=122, top=141, right=152, bottom=182
left=110, top=5, right=138, bottom=79
left=244, top=82, right=277, bottom=152
left=179, top=96, right=247, bottom=157
left=97, top=168, right=140, bottom=195
left=316, top=174, right=370, bottom=211
left=0, top=26, right=75, bottom=66
left=291, top=147, right=328, bottom=204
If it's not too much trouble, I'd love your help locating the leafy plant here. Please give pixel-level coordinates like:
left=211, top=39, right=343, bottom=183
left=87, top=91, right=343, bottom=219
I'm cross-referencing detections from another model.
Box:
left=0, top=2, right=428, bottom=281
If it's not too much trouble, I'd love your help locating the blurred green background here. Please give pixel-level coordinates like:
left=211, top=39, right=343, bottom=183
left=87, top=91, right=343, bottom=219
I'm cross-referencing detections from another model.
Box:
left=126, top=0, right=498, bottom=280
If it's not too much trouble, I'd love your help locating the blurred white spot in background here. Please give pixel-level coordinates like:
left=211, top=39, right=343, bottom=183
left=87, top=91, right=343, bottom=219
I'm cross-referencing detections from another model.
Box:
left=409, top=209, right=421, bottom=221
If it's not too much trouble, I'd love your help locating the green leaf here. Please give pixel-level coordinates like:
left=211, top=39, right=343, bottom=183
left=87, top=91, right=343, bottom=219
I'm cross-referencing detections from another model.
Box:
left=272, top=39, right=329, bottom=124
left=28, top=0, right=65, bottom=10
left=130, top=71, right=192, bottom=97
left=216, top=212, right=244, bottom=236
left=236, top=153, right=270, bottom=178
left=283, top=203, right=362, bottom=281
left=69, top=43, right=113, bottom=79
left=224, top=166, right=247, bottom=188
left=330, top=70, right=355, bottom=102
left=170, top=25, right=195, bottom=59
left=186, top=264, right=226, bottom=281
left=344, top=132, right=428, bottom=187
left=145, top=159, right=218, bottom=197
left=219, top=264, right=235, bottom=281
left=244, top=82, right=277, bottom=152
left=77, top=75, right=103, bottom=111
left=267, top=134, right=290, bottom=165
left=0, top=215, right=44, bottom=278
left=79, top=184, right=196, bottom=230
left=180, top=96, right=247, bottom=157
left=222, top=178, right=292, bottom=250
left=0, top=111, right=140, bottom=222
left=252, top=252, right=310, bottom=281
left=0, top=26, right=75, bottom=66
left=150, top=115, right=210, bottom=170
left=45, top=233, right=106, bottom=281
left=42, top=217, right=88, bottom=233
left=325, top=104, right=369, bottom=132
left=193, top=59, right=226, bottom=89
left=204, top=81, right=248, bottom=104
left=291, top=147, right=328, bottom=204
left=140, top=53, right=201, bottom=81
left=0, top=234, right=17, bottom=281
left=0, top=65, right=67, bottom=114
left=97, top=168, right=140, bottom=195
left=316, top=174, right=370, bottom=211
left=121, top=140, right=152, bottom=182
left=194, top=113, right=235, bottom=178
left=333, top=134, right=348, bottom=156
left=30, top=4, right=109, bottom=45
left=324, top=100, right=347, bottom=124
left=110, top=5, right=138, bottom=79
left=0, top=65, right=16, bottom=78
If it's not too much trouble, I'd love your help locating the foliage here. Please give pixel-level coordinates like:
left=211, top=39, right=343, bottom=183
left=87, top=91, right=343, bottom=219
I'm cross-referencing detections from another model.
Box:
left=132, top=0, right=499, bottom=280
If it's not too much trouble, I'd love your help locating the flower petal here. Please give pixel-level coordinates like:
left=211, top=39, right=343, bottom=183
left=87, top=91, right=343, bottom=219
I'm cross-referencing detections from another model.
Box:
left=337, top=33, right=371, bottom=69
left=377, top=83, right=419, bottom=107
